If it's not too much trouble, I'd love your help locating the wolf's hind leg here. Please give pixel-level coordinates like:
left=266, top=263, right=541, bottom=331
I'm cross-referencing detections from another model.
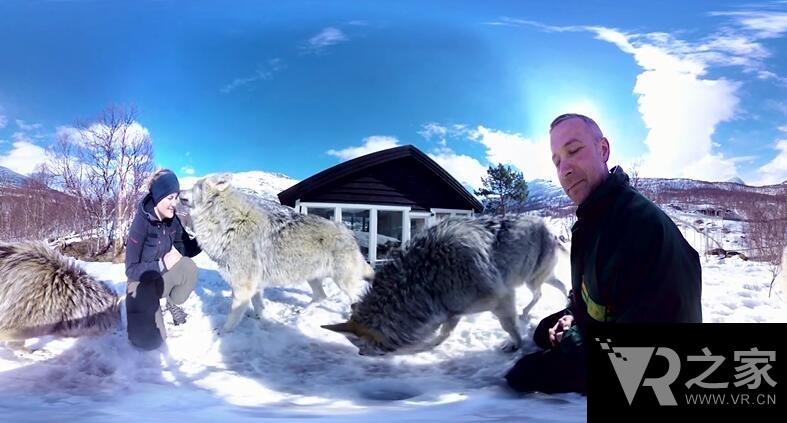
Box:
left=247, top=290, right=264, bottom=320
left=221, top=284, right=254, bottom=334
left=545, top=276, right=568, bottom=298
left=493, top=294, right=523, bottom=353
left=307, top=278, right=328, bottom=303
left=520, top=284, right=542, bottom=321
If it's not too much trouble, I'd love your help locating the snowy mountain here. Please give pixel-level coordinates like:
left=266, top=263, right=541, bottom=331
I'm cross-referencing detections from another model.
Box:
left=522, top=175, right=786, bottom=211
left=179, top=170, right=299, bottom=202
left=0, top=165, right=28, bottom=187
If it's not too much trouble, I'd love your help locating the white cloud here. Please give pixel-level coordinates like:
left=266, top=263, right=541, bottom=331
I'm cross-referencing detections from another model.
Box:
left=633, top=67, right=742, bottom=180
left=0, top=115, right=7, bottom=129
left=0, top=139, right=49, bottom=175
left=301, top=27, right=348, bottom=55
left=326, top=136, right=401, bottom=161
left=427, top=148, right=488, bottom=192
left=15, top=119, right=42, bottom=132
left=417, top=121, right=563, bottom=187
left=58, top=121, right=151, bottom=149
left=467, top=126, right=556, bottom=182
left=501, top=11, right=787, bottom=182
left=710, top=11, right=787, bottom=39
left=221, top=58, right=286, bottom=94
left=180, top=166, right=196, bottom=176
left=417, top=122, right=450, bottom=146
left=753, top=139, right=787, bottom=185
left=587, top=27, right=746, bottom=181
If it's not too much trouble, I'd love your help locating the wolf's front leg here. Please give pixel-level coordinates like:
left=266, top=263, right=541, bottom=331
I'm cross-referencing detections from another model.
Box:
left=492, top=294, right=523, bottom=353
left=423, top=316, right=462, bottom=350
left=307, top=278, right=328, bottom=303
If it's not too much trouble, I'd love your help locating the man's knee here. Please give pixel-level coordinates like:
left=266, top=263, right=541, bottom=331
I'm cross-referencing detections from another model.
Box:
left=504, top=349, right=586, bottom=395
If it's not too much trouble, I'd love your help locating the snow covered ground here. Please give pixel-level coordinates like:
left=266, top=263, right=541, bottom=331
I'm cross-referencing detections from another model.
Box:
left=0, top=208, right=784, bottom=423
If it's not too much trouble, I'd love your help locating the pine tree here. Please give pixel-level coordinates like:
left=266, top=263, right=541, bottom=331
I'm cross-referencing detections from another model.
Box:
left=474, top=163, right=529, bottom=216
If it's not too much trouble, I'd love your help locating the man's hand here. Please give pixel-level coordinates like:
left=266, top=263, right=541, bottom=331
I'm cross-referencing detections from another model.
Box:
left=163, top=246, right=182, bottom=270
left=548, top=315, right=574, bottom=347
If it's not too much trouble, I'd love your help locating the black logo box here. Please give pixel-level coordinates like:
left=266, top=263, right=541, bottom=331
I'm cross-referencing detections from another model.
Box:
left=588, top=323, right=784, bottom=420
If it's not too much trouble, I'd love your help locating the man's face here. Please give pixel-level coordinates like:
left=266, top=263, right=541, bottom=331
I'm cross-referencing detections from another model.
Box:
left=550, top=118, right=610, bottom=205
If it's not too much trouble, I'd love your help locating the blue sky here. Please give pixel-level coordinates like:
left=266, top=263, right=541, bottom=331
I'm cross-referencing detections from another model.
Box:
left=1, top=0, right=786, bottom=189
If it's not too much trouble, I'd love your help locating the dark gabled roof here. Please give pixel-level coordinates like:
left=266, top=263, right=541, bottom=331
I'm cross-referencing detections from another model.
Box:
left=278, top=144, right=483, bottom=213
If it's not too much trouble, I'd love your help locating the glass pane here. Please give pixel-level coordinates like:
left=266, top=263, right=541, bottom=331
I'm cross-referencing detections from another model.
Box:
left=410, top=218, right=427, bottom=237
left=435, top=212, right=451, bottom=222
left=341, top=208, right=370, bottom=258
left=377, top=210, right=403, bottom=259
left=307, top=207, right=334, bottom=220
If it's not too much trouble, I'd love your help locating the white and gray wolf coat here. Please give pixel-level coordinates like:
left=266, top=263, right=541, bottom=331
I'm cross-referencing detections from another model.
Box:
left=0, top=241, right=120, bottom=343
left=179, top=173, right=375, bottom=334
left=323, top=213, right=566, bottom=356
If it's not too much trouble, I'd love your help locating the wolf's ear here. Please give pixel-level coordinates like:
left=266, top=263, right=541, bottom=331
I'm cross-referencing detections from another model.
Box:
left=321, top=321, right=356, bottom=335
left=208, top=173, right=233, bottom=192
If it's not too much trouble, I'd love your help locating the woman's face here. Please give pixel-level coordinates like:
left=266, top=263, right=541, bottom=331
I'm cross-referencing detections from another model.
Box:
left=155, top=192, right=179, bottom=220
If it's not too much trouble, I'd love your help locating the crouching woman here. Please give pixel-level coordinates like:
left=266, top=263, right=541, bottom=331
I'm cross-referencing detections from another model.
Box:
left=124, top=169, right=201, bottom=350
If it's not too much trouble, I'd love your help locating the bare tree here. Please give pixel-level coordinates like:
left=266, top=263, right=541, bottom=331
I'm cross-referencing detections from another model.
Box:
left=740, top=193, right=787, bottom=297
left=45, top=104, right=155, bottom=258
left=627, top=159, right=644, bottom=191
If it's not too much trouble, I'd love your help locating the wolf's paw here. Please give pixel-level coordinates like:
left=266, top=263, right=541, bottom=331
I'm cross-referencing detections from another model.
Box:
left=499, top=341, right=520, bottom=353
left=244, top=310, right=262, bottom=320
left=213, top=327, right=234, bottom=337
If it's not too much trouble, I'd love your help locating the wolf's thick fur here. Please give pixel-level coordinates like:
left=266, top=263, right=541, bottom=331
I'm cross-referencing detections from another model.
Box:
left=322, top=214, right=566, bottom=356
left=0, top=241, right=120, bottom=343
left=179, top=173, right=374, bottom=333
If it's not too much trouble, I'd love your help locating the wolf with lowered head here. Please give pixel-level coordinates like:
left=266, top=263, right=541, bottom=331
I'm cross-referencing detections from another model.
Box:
left=322, top=214, right=566, bottom=356
left=178, top=173, right=375, bottom=334
left=0, top=241, right=120, bottom=345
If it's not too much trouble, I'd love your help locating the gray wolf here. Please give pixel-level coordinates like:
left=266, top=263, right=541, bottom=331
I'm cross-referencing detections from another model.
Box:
left=322, top=214, right=567, bottom=356
left=178, top=173, right=375, bottom=334
left=0, top=241, right=120, bottom=345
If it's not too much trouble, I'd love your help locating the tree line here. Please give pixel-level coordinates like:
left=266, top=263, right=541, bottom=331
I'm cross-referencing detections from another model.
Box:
left=1, top=111, right=784, bottom=283
left=0, top=104, right=156, bottom=260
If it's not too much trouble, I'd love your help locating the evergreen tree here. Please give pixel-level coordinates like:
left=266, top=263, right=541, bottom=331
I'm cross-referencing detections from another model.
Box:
left=474, top=163, right=529, bottom=216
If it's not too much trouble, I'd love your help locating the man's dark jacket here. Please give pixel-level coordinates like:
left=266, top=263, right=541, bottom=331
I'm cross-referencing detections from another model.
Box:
left=505, top=166, right=703, bottom=394
left=125, top=194, right=202, bottom=281
left=559, top=166, right=703, bottom=352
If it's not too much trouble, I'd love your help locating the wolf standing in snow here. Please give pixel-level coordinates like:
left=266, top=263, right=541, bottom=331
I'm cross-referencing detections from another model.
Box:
left=0, top=241, right=120, bottom=345
left=178, top=173, right=374, bottom=334
left=322, top=214, right=566, bottom=356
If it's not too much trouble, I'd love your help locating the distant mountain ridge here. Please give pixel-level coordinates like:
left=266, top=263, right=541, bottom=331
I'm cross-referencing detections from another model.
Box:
left=3, top=164, right=784, bottom=212
left=179, top=170, right=299, bottom=202
left=0, top=165, right=28, bottom=187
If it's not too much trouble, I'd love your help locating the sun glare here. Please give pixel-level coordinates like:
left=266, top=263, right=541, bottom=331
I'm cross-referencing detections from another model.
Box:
left=556, top=99, right=604, bottom=124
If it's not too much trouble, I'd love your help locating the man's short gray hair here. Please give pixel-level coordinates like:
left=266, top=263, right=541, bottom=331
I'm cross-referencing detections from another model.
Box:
left=549, top=113, right=604, bottom=141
